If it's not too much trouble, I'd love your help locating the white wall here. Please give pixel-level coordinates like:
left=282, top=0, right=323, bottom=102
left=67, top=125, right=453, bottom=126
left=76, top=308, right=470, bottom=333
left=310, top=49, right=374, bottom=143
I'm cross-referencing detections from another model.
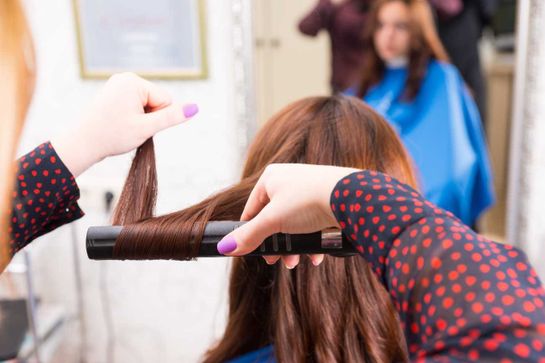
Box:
left=14, top=0, right=247, bottom=361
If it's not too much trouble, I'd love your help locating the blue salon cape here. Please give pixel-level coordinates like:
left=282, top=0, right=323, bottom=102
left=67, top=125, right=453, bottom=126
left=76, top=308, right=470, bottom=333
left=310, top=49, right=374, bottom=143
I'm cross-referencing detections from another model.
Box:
left=349, top=60, right=494, bottom=225
left=226, top=345, right=275, bottom=363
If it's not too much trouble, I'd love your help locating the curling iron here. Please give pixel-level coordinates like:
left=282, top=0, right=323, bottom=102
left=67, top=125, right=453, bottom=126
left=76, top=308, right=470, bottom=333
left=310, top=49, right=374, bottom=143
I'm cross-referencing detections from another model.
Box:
left=86, top=221, right=356, bottom=260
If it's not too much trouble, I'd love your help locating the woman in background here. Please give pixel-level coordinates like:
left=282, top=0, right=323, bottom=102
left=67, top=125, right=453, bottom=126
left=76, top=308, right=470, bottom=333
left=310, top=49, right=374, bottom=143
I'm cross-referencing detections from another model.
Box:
left=353, top=0, right=494, bottom=227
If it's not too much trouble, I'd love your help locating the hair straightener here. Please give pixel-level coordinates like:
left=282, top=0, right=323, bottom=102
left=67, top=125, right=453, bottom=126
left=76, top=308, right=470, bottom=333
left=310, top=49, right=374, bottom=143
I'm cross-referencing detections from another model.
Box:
left=86, top=221, right=357, bottom=260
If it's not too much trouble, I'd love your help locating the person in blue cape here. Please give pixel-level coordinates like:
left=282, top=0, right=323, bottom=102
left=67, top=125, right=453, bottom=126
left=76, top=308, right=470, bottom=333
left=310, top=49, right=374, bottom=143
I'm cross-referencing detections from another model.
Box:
left=348, top=0, right=495, bottom=226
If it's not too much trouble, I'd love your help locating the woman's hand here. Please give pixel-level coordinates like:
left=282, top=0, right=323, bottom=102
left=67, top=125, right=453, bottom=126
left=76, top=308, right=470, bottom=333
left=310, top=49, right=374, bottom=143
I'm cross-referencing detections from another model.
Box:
left=217, top=164, right=359, bottom=268
left=52, top=72, right=198, bottom=177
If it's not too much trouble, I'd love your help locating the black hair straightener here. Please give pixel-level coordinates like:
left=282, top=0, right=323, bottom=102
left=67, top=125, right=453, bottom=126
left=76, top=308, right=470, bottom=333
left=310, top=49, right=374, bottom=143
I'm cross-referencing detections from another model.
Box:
left=86, top=221, right=356, bottom=260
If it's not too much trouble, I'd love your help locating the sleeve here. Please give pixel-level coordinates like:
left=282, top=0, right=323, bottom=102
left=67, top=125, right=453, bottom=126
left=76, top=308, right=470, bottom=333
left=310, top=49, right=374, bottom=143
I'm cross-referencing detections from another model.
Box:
left=429, top=0, right=463, bottom=20
left=8, top=142, right=85, bottom=255
left=477, top=0, right=500, bottom=24
left=335, top=4, right=369, bottom=44
left=298, top=0, right=335, bottom=36
left=330, top=170, right=545, bottom=362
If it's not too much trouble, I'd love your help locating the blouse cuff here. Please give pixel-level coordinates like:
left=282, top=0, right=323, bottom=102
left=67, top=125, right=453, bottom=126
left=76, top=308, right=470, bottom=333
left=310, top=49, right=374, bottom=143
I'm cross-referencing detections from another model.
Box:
left=9, top=142, right=84, bottom=254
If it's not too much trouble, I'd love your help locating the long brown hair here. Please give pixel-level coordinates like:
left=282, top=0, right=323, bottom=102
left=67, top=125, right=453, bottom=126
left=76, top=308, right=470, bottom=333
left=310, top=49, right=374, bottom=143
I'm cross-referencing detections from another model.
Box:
left=357, top=0, right=449, bottom=99
left=112, top=96, right=416, bottom=362
left=0, top=0, right=36, bottom=271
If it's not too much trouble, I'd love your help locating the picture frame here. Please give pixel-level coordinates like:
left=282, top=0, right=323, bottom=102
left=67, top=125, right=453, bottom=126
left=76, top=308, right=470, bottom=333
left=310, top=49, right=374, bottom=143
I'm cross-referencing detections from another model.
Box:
left=73, top=0, right=208, bottom=79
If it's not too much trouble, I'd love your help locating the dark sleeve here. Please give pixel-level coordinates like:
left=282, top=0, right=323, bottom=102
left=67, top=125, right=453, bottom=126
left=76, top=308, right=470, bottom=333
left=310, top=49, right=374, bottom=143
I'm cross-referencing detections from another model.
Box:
left=8, top=142, right=84, bottom=255
left=476, top=0, right=499, bottom=24
left=429, top=0, right=464, bottom=20
left=335, top=4, right=369, bottom=44
left=330, top=170, right=545, bottom=361
left=298, top=0, right=335, bottom=36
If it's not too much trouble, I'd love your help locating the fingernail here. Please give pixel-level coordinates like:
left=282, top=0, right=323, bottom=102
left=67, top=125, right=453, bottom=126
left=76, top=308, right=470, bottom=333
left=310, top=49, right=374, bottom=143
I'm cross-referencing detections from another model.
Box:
left=183, top=103, right=199, bottom=118
left=285, top=263, right=295, bottom=270
left=217, top=236, right=237, bottom=255
left=311, top=256, right=324, bottom=266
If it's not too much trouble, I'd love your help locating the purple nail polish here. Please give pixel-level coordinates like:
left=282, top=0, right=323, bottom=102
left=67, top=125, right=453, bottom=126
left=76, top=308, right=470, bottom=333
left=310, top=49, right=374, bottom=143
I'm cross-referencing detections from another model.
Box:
left=183, top=104, right=199, bottom=118
left=217, top=236, right=237, bottom=255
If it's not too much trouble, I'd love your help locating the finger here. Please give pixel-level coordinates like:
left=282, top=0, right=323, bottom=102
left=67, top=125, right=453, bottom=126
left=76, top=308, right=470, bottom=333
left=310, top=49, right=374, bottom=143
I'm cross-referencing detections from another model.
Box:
left=263, top=255, right=281, bottom=265
left=309, top=254, right=324, bottom=266
left=217, top=202, right=280, bottom=256
left=282, top=255, right=300, bottom=269
left=139, top=77, right=173, bottom=109
left=140, top=102, right=199, bottom=136
left=240, top=175, right=270, bottom=221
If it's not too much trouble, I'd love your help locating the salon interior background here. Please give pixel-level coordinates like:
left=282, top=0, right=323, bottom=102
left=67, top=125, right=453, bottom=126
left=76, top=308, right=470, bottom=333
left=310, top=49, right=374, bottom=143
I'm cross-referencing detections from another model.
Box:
left=3, top=0, right=545, bottom=362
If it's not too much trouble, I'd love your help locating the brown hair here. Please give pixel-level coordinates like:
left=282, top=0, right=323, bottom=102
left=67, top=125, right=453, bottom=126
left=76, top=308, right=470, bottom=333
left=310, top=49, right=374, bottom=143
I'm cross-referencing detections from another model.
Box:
left=0, top=0, right=36, bottom=271
left=112, top=96, right=416, bottom=362
left=357, top=0, right=449, bottom=99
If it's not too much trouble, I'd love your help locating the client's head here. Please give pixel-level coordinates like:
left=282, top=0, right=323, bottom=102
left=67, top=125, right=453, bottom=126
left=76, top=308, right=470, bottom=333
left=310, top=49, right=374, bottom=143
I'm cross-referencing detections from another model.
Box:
left=112, top=96, right=415, bottom=362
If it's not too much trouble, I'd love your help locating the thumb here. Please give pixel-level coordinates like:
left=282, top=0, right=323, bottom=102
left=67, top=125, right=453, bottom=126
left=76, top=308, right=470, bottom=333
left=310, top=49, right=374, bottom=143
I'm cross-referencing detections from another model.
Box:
left=140, top=102, right=199, bottom=136
left=217, top=203, right=280, bottom=256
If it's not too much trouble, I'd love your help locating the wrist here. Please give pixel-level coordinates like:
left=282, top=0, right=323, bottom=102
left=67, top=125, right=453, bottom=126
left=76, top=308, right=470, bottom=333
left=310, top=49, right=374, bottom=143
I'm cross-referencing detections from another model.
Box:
left=324, top=167, right=361, bottom=228
left=51, top=128, right=101, bottom=178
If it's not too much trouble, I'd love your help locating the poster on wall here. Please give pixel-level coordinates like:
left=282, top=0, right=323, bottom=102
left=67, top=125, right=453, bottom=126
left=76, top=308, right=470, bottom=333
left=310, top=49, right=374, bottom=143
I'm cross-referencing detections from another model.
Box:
left=73, top=0, right=208, bottom=79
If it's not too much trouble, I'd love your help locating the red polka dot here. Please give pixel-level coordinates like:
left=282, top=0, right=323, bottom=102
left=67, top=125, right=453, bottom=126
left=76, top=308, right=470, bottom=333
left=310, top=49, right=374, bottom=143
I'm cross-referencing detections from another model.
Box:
left=442, top=239, right=453, bottom=249
left=472, top=302, right=484, bottom=313
left=491, top=307, right=504, bottom=316
left=452, top=283, right=462, bottom=294
left=523, top=301, right=535, bottom=313
left=484, top=339, right=499, bottom=351
left=456, top=264, right=467, bottom=274
left=465, top=276, right=477, bottom=286
left=451, top=251, right=461, bottom=260
left=468, top=349, right=479, bottom=360
left=502, top=295, right=515, bottom=306
left=423, top=238, right=432, bottom=248
left=480, top=314, right=492, bottom=324
left=417, top=256, right=424, bottom=270
left=443, top=297, right=454, bottom=309
left=497, top=282, right=509, bottom=292
left=514, top=343, right=530, bottom=358
left=485, top=292, right=495, bottom=303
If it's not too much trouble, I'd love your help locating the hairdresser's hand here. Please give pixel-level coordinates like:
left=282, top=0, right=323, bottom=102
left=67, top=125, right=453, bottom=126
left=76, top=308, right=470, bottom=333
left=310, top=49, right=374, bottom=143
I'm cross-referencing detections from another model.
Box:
left=52, top=72, right=198, bottom=177
left=217, top=164, right=359, bottom=268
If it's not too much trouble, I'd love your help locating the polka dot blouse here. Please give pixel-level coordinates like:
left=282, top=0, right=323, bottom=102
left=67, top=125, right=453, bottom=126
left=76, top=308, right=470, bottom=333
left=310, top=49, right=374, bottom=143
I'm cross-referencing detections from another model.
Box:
left=9, top=142, right=84, bottom=256
left=331, top=170, right=545, bottom=362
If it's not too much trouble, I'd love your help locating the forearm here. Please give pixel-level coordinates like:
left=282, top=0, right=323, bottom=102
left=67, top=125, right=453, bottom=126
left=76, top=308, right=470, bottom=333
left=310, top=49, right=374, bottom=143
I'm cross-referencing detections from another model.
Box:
left=298, top=0, right=335, bottom=36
